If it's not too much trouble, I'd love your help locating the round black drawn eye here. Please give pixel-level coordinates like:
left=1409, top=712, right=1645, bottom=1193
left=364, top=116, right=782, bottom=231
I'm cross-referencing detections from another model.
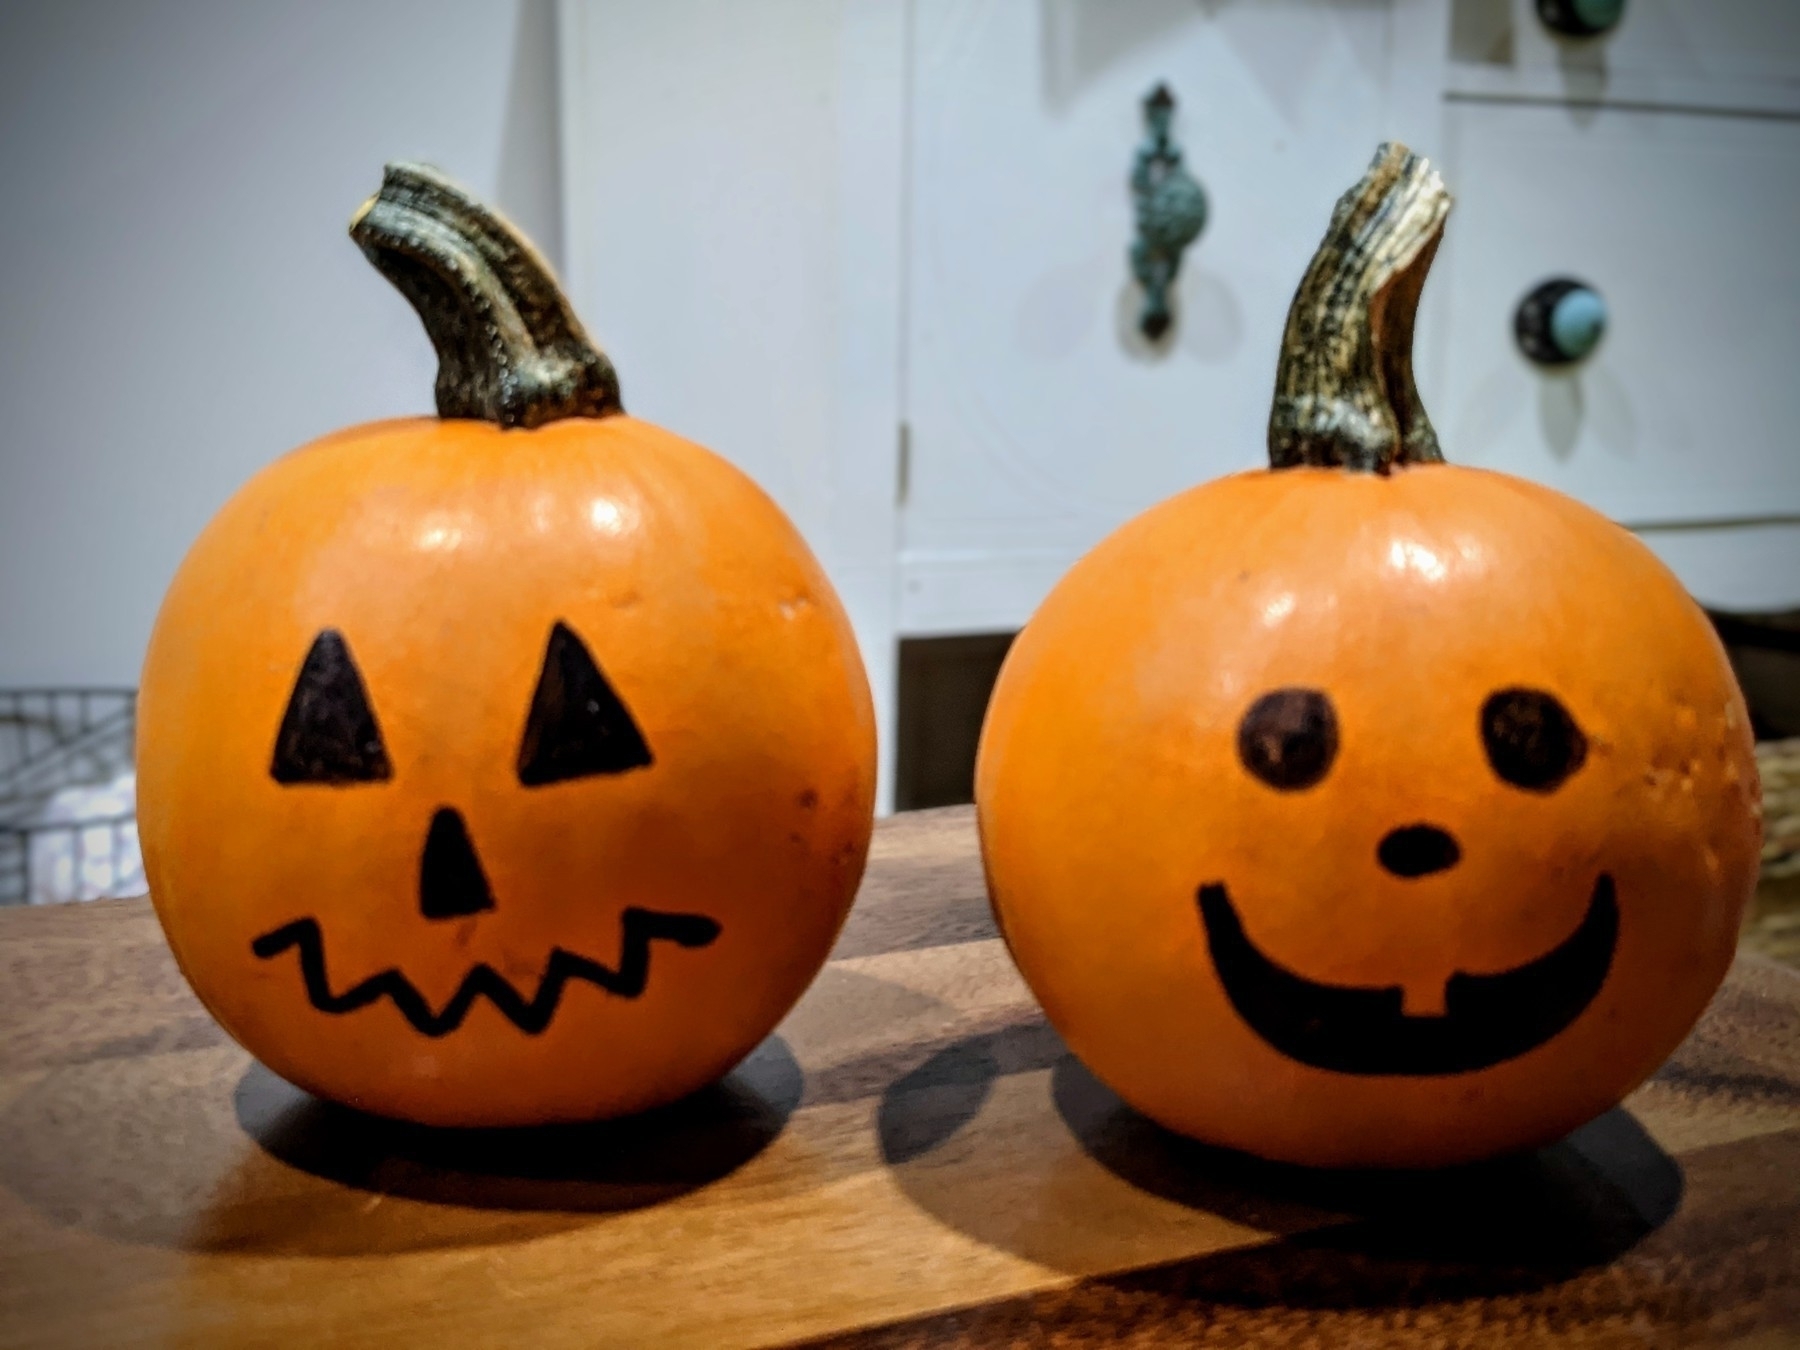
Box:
left=1238, top=688, right=1338, bottom=791
left=1481, top=687, right=1588, bottom=792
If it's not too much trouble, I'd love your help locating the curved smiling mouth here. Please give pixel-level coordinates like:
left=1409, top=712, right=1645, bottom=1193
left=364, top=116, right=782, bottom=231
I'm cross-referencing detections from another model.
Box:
left=251, top=907, right=721, bottom=1038
left=1197, top=875, right=1617, bottom=1076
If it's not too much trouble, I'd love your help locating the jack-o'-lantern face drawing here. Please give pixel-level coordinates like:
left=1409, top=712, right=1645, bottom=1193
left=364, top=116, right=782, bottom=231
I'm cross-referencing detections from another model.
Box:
left=1198, top=685, right=1618, bottom=1079
left=975, top=145, right=1761, bottom=1168
left=138, top=164, right=875, bottom=1128
left=978, top=469, right=1760, bottom=1167
left=250, top=622, right=721, bottom=1039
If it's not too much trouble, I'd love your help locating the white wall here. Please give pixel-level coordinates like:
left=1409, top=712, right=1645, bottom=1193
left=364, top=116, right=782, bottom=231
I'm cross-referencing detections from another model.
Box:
left=558, top=0, right=908, bottom=810
left=0, top=0, right=565, bottom=685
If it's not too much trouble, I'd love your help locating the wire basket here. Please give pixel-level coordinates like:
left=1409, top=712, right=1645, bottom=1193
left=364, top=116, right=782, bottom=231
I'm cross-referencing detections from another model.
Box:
left=0, top=688, right=139, bottom=905
left=1746, top=737, right=1800, bottom=967
left=1758, top=738, right=1800, bottom=876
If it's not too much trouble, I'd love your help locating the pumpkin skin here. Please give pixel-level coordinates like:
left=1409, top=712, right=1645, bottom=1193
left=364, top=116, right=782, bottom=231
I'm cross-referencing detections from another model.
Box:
left=138, top=167, right=875, bottom=1127
left=975, top=146, right=1761, bottom=1168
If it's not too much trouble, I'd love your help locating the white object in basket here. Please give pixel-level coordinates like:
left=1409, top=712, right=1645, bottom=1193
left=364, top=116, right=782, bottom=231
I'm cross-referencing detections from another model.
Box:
left=27, top=770, right=143, bottom=905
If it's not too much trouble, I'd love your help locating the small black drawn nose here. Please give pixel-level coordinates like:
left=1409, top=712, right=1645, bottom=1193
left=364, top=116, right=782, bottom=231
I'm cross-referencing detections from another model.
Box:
left=1378, top=823, right=1461, bottom=878
left=420, top=807, right=496, bottom=919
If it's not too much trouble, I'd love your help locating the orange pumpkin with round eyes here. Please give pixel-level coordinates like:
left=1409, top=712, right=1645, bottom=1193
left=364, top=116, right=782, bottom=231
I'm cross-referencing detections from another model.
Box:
left=137, top=164, right=876, bottom=1127
left=975, top=144, right=1762, bottom=1168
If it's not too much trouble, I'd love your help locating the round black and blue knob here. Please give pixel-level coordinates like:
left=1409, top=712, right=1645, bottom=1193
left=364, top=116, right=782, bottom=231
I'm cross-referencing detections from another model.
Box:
left=1514, top=278, right=1607, bottom=366
left=1537, top=0, right=1626, bottom=37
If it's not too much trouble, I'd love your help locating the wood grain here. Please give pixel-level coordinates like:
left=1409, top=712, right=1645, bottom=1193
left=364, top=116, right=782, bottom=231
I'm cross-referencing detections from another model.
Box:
left=0, top=805, right=1797, bottom=1348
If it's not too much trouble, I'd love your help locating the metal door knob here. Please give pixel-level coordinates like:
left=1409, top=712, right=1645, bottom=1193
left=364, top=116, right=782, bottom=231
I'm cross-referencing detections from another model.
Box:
left=1515, top=278, right=1607, bottom=366
left=1537, top=0, right=1626, bottom=37
left=1129, top=84, right=1208, bottom=341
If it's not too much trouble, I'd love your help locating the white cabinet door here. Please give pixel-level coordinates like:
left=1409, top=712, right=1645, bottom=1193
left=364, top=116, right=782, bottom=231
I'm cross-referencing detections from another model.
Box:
left=1432, top=99, right=1800, bottom=528
left=1450, top=0, right=1800, bottom=116
left=900, top=0, right=1400, bottom=636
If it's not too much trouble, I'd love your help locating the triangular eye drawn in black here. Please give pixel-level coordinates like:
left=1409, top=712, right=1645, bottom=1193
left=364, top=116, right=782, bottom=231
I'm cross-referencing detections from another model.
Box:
left=517, top=621, right=653, bottom=787
left=270, top=630, right=393, bottom=785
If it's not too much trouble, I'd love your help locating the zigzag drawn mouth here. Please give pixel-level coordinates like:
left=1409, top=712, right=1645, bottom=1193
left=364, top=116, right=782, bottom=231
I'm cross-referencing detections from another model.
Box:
left=251, top=908, right=722, bottom=1038
left=1198, top=875, right=1617, bottom=1076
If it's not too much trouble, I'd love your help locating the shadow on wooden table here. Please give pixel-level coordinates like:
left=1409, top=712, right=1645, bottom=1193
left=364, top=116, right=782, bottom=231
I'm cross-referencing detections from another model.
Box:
left=0, top=1033, right=798, bottom=1258
left=1052, top=1058, right=1682, bottom=1305
left=237, top=1033, right=805, bottom=1215
left=876, top=1029, right=1681, bottom=1308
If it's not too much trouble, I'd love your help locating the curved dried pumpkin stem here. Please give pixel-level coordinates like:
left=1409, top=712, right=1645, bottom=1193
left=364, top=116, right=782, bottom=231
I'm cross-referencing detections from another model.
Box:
left=1268, top=142, right=1451, bottom=474
left=349, top=163, right=621, bottom=429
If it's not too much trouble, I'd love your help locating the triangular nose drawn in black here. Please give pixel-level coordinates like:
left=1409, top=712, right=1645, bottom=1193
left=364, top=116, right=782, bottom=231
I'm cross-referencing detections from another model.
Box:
left=517, top=621, right=653, bottom=786
left=270, top=630, right=393, bottom=785
left=419, top=807, right=495, bottom=920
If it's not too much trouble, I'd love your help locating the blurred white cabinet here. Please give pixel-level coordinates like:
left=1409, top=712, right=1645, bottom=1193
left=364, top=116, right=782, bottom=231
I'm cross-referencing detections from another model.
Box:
left=899, top=0, right=1406, bottom=635
left=560, top=0, right=1800, bottom=808
left=1433, top=100, right=1800, bottom=525
left=899, top=0, right=1800, bottom=633
left=1434, top=0, right=1800, bottom=608
left=1448, top=0, right=1800, bottom=114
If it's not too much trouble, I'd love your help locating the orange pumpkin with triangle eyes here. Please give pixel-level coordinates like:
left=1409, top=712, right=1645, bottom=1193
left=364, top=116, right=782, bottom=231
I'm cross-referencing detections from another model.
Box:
left=137, top=165, right=876, bottom=1127
left=976, top=145, right=1762, bottom=1168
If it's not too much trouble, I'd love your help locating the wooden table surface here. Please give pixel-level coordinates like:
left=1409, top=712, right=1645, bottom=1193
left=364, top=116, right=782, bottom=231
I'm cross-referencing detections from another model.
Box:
left=2, top=806, right=1799, bottom=1348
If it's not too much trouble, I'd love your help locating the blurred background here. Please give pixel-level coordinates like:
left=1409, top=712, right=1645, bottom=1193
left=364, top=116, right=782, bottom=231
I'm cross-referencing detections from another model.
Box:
left=0, top=0, right=1796, bottom=932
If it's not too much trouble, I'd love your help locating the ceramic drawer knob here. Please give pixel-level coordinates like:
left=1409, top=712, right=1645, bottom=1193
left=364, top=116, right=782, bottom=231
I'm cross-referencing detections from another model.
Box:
left=1514, top=277, right=1607, bottom=366
left=1537, top=0, right=1627, bottom=38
